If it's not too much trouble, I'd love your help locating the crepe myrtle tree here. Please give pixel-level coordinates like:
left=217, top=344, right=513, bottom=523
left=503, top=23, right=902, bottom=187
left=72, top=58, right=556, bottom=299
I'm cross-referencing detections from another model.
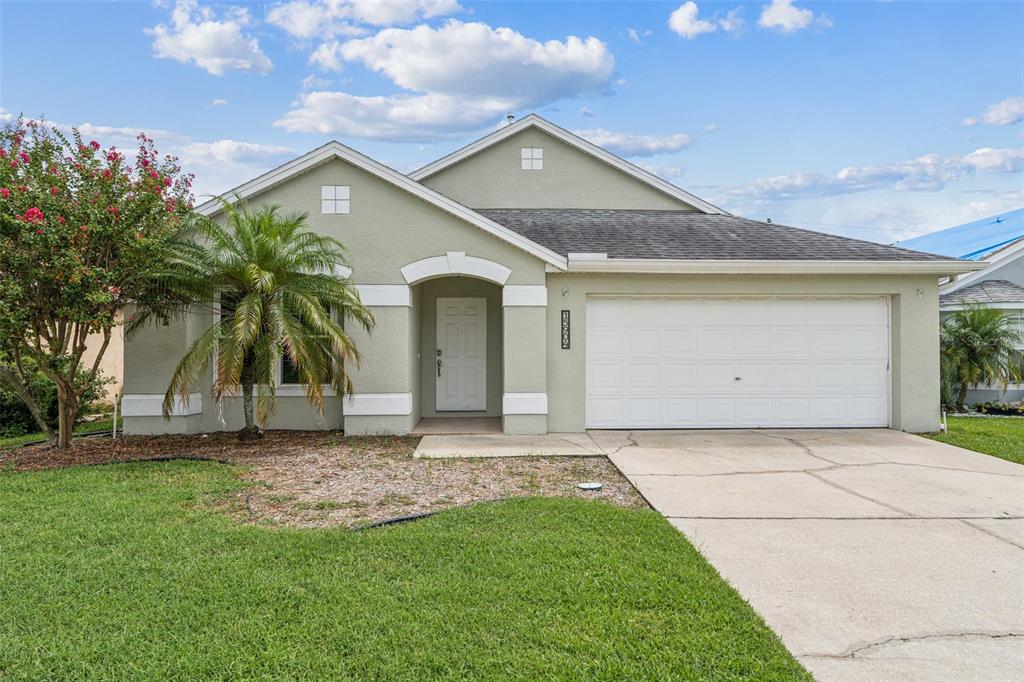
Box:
left=149, top=199, right=373, bottom=439
left=0, top=117, right=194, bottom=448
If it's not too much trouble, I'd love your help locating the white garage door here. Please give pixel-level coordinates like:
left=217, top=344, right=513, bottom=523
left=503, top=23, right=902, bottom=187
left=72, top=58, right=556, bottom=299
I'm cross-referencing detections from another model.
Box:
left=586, top=297, right=890, bottom=429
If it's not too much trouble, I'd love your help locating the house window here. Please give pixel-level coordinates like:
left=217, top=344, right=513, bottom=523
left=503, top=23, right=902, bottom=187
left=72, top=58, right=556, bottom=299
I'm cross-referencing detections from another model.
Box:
left=521, top=147, right=543, bottom=170
left=321, top=185, right=350, bottom=214
left=281, top=305, right=336, bottom=386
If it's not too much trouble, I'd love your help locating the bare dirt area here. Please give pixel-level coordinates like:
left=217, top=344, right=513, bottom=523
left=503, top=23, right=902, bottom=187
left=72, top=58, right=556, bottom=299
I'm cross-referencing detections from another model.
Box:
left=2, top=431, right=647, bottom=527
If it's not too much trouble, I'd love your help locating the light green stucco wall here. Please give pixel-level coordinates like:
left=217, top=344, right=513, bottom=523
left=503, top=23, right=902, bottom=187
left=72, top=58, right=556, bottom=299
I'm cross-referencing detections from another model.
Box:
left=417, top=278, right=503, bottom=418
left=248, top=158, right=547, bottom=285
left=123, top=152, right=549, bottom=435
left=544, top=273, right=942, bottom=434
left=420, top=128, right=698, bottom=211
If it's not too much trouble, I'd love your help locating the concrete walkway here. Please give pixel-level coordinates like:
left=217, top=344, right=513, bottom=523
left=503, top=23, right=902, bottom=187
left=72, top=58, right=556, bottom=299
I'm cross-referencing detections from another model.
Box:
left=601, top=429, right=1024, bottom=682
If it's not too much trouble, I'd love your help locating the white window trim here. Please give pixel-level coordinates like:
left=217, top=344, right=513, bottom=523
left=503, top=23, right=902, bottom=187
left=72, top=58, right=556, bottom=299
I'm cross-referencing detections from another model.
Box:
left=520, top=147, right=543, bottom=170
left=320, top=184, right=351, bottom=215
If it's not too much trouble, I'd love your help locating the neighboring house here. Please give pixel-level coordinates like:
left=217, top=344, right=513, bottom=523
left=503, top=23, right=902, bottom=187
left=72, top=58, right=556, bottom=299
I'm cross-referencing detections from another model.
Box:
left=82, top=312, right=124, bottom=403
left=897, top=209, right=1024, bottom=403
left=122, top=114, right=977, bottom=436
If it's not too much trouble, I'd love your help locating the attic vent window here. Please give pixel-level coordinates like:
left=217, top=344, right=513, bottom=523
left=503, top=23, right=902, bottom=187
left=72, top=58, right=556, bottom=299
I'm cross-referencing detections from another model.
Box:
left=521, top=147, right=543, bottom=170
left=321, top=185, right=350, bottom=214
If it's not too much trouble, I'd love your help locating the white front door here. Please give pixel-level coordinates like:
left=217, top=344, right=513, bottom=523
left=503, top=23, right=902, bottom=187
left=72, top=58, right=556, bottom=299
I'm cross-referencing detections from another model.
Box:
left=586, top=296, right=891, bottom=428
left=436, top=297, right=487, bottom=411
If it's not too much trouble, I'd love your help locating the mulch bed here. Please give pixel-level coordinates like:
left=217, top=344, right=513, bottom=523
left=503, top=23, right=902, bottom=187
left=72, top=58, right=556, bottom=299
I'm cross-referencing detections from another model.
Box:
left=1, top=431, right=648, bottom=527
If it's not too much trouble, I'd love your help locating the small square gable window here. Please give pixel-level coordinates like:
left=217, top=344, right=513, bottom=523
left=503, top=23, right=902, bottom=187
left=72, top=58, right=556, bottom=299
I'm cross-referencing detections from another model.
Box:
left=521, top=147, right=543, bottom=170
left=321, top=185, right=350, bottom=214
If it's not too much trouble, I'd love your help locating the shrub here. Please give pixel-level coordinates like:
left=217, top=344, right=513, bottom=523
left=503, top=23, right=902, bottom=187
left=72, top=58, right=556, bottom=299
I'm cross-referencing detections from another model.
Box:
left=974, top=400, right=1024, bottom=416
left=0, top=359, right=108, bottom=437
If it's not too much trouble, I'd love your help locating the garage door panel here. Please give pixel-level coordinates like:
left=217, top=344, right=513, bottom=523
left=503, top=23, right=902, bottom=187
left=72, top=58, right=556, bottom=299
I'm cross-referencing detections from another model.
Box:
left=586, top=297, right=889, bottom=429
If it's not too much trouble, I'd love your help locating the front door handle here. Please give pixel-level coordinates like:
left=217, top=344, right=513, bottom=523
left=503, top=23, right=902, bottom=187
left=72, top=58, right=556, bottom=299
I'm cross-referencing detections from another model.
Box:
left=437, top=359, right=442, bottom=377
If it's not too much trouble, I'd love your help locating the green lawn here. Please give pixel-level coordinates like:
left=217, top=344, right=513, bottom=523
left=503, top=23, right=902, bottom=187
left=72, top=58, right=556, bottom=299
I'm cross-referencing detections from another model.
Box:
left=0, top=461, right=808, bottom=680
left=926, top=416, right=1024, bottom=465
left=0, top=418, right=117, bottom=449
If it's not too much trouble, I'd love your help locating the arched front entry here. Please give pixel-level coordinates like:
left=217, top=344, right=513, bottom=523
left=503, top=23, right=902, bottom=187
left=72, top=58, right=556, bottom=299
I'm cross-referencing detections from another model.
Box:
left=343, top=251, right=547, bottom=436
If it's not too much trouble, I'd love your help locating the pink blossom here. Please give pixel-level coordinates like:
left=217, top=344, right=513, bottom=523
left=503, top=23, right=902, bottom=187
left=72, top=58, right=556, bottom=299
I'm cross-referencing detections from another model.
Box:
left=106, top=205, right=119, bottom=216
left=163, top=177, right=172, bottom=187
left=10, top=160, right=18, bottom=169
left=89, top=140, right=100, bottom=150
left=57, top=215, right=66, bottom=225
left=106, top=151, right=119, bottom=162
left=0, top=149, right=6, bottom=158
left=0, top=188, right=9, bottom=199
left=17, top=185, right=28, bottom=192
left=17, top=152, right=30, bottom=164
left=49, top=187, right=58, bottom=196
left=22, top=207, right=45, bottom=224
left=101, top=169, right=112, bottom=179
left=141, top=158, right=150, bottom=167
left=149, top=170, right=158, bottom=180
left=36, top=228, right=45, bottom=235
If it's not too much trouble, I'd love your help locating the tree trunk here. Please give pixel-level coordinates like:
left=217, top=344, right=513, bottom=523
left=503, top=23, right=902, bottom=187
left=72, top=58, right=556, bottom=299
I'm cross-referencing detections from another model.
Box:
left=55, top=381, right=79, bottom=450
left=238, top=361, right=261, bottom=440
left=0, top=366, right=56, bottom=445
left=956, top=383, right=969, bottom=412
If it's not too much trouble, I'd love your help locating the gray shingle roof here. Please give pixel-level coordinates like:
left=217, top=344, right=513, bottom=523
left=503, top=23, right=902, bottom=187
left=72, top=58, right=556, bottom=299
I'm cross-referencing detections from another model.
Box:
left=940, top=280, right=1024, bottom=306
left=477, top=209, right=950, bottom=261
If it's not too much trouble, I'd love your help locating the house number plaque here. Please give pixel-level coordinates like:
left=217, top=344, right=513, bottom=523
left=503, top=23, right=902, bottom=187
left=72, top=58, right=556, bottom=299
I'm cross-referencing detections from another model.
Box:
left=560, top=310, right=570, bottom=349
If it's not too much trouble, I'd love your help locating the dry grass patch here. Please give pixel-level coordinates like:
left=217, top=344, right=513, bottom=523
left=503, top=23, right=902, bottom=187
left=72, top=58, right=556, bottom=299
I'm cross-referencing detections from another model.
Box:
left=2, top=430, right=646, bottom=526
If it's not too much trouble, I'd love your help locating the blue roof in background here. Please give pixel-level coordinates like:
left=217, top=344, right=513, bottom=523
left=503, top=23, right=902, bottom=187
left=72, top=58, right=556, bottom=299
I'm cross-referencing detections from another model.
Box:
left=895, top=208, right=1024, bottom=260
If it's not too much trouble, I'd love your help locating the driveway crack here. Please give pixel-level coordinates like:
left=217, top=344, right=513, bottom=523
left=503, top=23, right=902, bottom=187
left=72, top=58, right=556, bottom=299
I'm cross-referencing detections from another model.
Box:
left=960, top=519, right=1024, bottom=551
left=804, top=469, right=915, bottom=517
left=802, top=631, right=1024, bottom=660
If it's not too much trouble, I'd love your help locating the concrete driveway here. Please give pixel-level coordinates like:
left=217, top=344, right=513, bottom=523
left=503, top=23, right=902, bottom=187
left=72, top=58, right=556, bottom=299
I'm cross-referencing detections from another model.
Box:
left=597, top=429, right=1024, bottom=682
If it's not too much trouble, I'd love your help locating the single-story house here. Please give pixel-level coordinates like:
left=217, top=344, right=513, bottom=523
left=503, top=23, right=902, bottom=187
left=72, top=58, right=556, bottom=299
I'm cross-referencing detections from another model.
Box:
left=898, top=208, right=1024, bottom=403
left=122, top=114, right=979, bottom=436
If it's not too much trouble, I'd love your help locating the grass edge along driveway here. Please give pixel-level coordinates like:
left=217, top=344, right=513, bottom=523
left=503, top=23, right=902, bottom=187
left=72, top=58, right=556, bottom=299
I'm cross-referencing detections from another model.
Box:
left=0, top=460, right=810, bottom=680
left=925, top=415, right=1024, bottom=465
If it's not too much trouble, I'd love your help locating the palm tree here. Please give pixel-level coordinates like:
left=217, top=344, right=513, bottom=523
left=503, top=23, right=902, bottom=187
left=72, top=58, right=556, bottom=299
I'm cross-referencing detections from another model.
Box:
left=155, top=198, right=373, bottom=439
left=940, top=303, right=1023, bottom=410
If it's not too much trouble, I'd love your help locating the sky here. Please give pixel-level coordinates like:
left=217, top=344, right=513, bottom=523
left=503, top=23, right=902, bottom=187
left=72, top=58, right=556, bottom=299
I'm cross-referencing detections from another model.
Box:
left=2, top=0, right=1022, bottom=243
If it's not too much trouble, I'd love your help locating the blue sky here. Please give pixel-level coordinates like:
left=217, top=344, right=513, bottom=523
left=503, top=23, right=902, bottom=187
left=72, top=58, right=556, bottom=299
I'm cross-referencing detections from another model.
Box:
left=2, top=0, right=1022, bottom=242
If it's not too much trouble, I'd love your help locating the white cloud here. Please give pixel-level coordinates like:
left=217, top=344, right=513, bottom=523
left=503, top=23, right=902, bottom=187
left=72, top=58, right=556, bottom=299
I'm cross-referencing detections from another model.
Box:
left=962, top=96, right=1024, bottom=126
left=276, top=91, right=515, bottom=140
left=278, top=20, right=615, bottom=140
left=728, top=147, right=1024, bottom=200
left=0, top=107, right=12, bottom=122
left=580, top=106, right=595, bottom=118
left=638, top=164, right=686, bottom=180
left=668, top=2, right=746, bottom=39
left=209, top=98, right=228, bottom=107
left=668, top=2, right=716, bottom=39
left=335, top=21, right=613, bottom=100
left=267, top=0, right=462, bottom=39
left=717, top=7, right=746, bottom=34
left=147, top=0, right=272, bottom=75
left=573, top=128, right=693, bottom=157
left=758, top=0, right=830, bottom=34
left=309, top=42, right=346, bottom=71
left=626, top=27, right=651, bottom=44
left=704, top=123, right=718, bottom=132
left=178, top=140, right=294, bottom=164
left=300, top=74, right=332, bottom=90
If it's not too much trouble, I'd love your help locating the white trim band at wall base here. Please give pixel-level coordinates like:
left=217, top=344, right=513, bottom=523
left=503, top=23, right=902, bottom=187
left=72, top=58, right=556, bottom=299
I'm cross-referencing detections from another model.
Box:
left=356, top=284, right=411, bottom=307
left=345, top=392, right=413, bottom=416
left=123, top=393, right=202, bottom=417
left=503, top=393, right=548, bottom=415
left=502, top=285, right=547, bottom=307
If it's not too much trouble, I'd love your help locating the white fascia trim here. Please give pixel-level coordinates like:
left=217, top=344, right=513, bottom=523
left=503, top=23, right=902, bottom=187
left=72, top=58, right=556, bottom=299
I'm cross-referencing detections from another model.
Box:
left=565, top=258, right=986, bottom=276
left=123, top=393, right=202, bottom=417
left=409, top=114, right=727, bottom=215
left=356, top=284, right=411, bottom=307
left=401, top=252, right=512, bottom=286
left=503, top=392, right=548, bottom=415
left=345, top=392, right=413, bottom=416
left=568, top=252, right=608, bottom=260
left=942, top=239, right=1024, bottom=294
left=503, top=285, right=547, bottom=307
left=195, top=141, right=566, bottom=270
